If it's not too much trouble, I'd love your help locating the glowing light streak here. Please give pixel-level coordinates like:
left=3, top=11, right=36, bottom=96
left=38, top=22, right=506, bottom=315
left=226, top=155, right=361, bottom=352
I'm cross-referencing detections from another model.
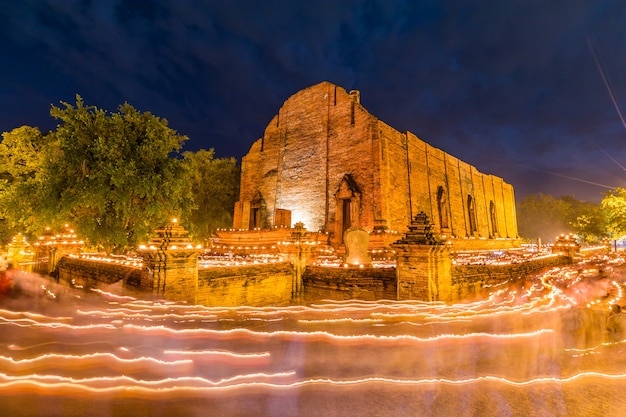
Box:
left=120, top=323, right=555, bottom=345
left=0, top=318, right=118, bottom=331
left=163, top=349, right=270, bottom=358
left=587, top=35, right=626, bottom=136
left=1, top=372, right=626, bottom=398
left=298, top=318, right=386, bottom=325
left=7, top=341, right=121, bottom=352
left=0, top=251, right=623, bottom=414
left=0, top=353, right=194, bottom=373
left=89, top=289, right=140, bottom=301
left=0, top=371, right=297, bottom=388
left=509, top=162, right=615, bottom=189
left=76, top=309, right=219, bottom=322
left=0, top=309, right=73, bottom=323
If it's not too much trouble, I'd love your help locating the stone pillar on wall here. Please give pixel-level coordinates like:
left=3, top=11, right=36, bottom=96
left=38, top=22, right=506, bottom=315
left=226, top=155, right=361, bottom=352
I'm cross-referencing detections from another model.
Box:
left=32, top=226, right=84, bottom=276
left=552, top=233, right=579, bottom=263
left=278, top=222, right=315, bottom=303
left=392, top=212, right=452, bottom=302
left=6, top=233, right=35, bottom=272
left=137, top=219, right=201, bottom=304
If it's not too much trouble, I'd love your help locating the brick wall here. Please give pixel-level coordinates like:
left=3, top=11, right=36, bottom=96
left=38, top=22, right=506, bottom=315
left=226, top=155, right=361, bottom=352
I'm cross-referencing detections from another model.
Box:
left=394, top=244, right=452, bottom=302
left=234, top=81, right=518, bottom=250
left=56, top=257, right=142, bottom=291
left=384, top=130, right=518, bottom=240
left=302, top=256, right=570, bottom=303
left=56, top=255, right=570, bottom=306
left=196, top=262, right=293, bottom=306
left=302, top=266, right=397, bottom=301
left=450, top=256, right=571, bottom=301
left=56, top=257, right=294, bottom=306
left=236, top=82, right=380, bottom=238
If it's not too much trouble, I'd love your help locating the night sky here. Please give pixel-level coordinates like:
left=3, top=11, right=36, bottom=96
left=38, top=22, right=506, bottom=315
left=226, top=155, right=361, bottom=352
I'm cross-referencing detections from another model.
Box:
left=1, top=0, right=625, bottom=203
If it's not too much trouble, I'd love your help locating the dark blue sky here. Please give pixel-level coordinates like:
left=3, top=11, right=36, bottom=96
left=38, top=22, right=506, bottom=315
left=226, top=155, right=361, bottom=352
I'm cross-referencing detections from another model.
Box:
left=1, top=0, right=625, bottom=203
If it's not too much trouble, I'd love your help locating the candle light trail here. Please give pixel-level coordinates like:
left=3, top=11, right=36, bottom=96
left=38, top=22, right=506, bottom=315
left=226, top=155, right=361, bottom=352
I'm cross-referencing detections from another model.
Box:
left=0, top=252, right=625, bottom=416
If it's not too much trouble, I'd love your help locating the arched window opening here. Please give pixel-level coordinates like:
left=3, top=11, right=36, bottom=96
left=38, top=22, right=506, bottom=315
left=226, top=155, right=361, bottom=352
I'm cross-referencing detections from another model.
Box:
left=467, top=195, right=478, bottom=234
left=437, top=186, right=449, bottom=230
left=489, top=201, right=498, bottom=237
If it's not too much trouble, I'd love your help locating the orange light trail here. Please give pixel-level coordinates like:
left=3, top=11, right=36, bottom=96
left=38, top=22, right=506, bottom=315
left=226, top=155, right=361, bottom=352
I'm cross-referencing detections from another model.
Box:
left=1, top=371, right=626, bottom=397
left=1, top=252, right=625, bottom=414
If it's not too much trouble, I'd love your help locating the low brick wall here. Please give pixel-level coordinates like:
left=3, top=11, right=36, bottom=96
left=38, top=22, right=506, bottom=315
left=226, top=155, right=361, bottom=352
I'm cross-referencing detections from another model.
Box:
left=302, top=266, right=397, bottom=301
left=302, top=256, right=570, bottom=303
left=55, top=258, right=294, bottom=306
left=197, top=262, right=293, bottom=307
left=56, top=257, right=142, bottom=291
left=450, top=255, right=571, bottom=301
left=55, top=255, right=571, bottom=306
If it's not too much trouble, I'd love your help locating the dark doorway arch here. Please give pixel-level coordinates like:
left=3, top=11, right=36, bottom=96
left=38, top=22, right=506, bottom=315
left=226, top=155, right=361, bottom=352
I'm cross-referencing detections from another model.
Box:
left=335, top=174, right=361, bottom=243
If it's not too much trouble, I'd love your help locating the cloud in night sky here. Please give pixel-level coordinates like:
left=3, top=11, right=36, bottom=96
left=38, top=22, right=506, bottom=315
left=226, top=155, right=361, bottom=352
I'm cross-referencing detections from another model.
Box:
left=1, top=0, right=626, bottom=202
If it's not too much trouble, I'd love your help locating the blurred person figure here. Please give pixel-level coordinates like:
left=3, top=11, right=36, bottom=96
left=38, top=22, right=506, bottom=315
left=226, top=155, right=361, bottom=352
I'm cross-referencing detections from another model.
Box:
left=607, top=304, right=626, bottom=343
left=0, top=263, right=15, bottom=296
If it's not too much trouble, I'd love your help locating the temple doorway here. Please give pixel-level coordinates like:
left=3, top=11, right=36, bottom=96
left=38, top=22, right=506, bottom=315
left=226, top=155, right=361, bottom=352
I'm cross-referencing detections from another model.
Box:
left=334, top=174, right=361, bottom=245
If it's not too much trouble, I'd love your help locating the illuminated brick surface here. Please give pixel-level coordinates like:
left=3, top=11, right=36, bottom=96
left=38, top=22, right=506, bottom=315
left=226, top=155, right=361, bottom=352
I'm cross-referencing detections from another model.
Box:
left=234, top=82, right=518, bottom=250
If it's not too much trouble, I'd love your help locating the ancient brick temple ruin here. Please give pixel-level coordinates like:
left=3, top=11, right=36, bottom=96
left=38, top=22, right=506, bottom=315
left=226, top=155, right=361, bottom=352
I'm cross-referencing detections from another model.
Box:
left=227, top=81, right=519, bottom=251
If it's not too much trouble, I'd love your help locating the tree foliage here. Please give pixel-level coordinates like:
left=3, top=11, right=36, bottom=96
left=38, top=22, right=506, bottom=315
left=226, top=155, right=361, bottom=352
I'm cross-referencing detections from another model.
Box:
left=0, top=96, right=198, bottom=252
left=601, top=187, right=626, bottom=239
left=562, top=195, right=606, bottom=244
left=517, top=193, right=606, bottom=244
left=517, top=194, right=570, bottom=243
left=0, top=126, right=50, bottom=241
left=182, top=149, right=240, bottom=241
left=42, top=96, right=194, bottom=252
left=0, top=96, right=244, bottom=253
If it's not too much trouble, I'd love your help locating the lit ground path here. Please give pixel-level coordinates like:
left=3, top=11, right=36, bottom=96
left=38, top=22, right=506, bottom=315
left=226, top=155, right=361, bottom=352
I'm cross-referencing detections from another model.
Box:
left=1, top=253, right=625, bottom=416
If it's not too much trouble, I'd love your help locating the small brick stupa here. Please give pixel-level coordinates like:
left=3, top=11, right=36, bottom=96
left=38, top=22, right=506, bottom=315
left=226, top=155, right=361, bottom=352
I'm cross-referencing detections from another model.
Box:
left=392, top=212, right=452, bottom=302
left=137, top=219, right=201, bottom=303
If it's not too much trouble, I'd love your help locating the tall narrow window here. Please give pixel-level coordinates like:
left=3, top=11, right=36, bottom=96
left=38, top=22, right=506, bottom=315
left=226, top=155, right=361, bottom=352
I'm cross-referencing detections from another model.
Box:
left=437, top=186, right=449, bottom=229
left=350, top=101, right=355, bottom=125
left=489, top=201, right=498, bottom=237
left=467, top=195, right=477, bottom=233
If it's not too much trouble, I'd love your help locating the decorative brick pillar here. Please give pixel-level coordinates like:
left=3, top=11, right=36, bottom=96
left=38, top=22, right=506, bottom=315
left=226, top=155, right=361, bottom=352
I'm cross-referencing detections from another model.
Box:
left=137, top=219, right=201, bottom=304
left=552, top=233, right=579, bottom=262
left=392, top=212, right=452, bottom=302
left=277, top=222, right=315, bottom=303
left=7, top=233, right=34, bottom=272
left=32, top=226, right=84, bottom=276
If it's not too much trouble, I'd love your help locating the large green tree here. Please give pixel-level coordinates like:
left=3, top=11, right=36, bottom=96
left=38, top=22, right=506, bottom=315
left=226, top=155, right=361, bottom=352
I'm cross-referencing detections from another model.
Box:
left=517, top=193, right=606, bottom=244
left=517, top=193, right=571, bottom=243
left=183, top=149, right=240, bottom=241
left=0, top=126, right=50, bottom=241
left=40, top=96, right=193, bottom=252
left=561, top=195, right=607, bottom=244
left=601, top=187, right=626, bottom=240
left=0, top=97, right=245, bottom=252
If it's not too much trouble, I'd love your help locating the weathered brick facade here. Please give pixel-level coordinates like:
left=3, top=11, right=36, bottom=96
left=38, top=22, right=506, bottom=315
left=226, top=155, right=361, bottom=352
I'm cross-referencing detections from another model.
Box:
left=55, top=255, right=571, bottom=306
left=233, top=82, right=518, bottom=250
